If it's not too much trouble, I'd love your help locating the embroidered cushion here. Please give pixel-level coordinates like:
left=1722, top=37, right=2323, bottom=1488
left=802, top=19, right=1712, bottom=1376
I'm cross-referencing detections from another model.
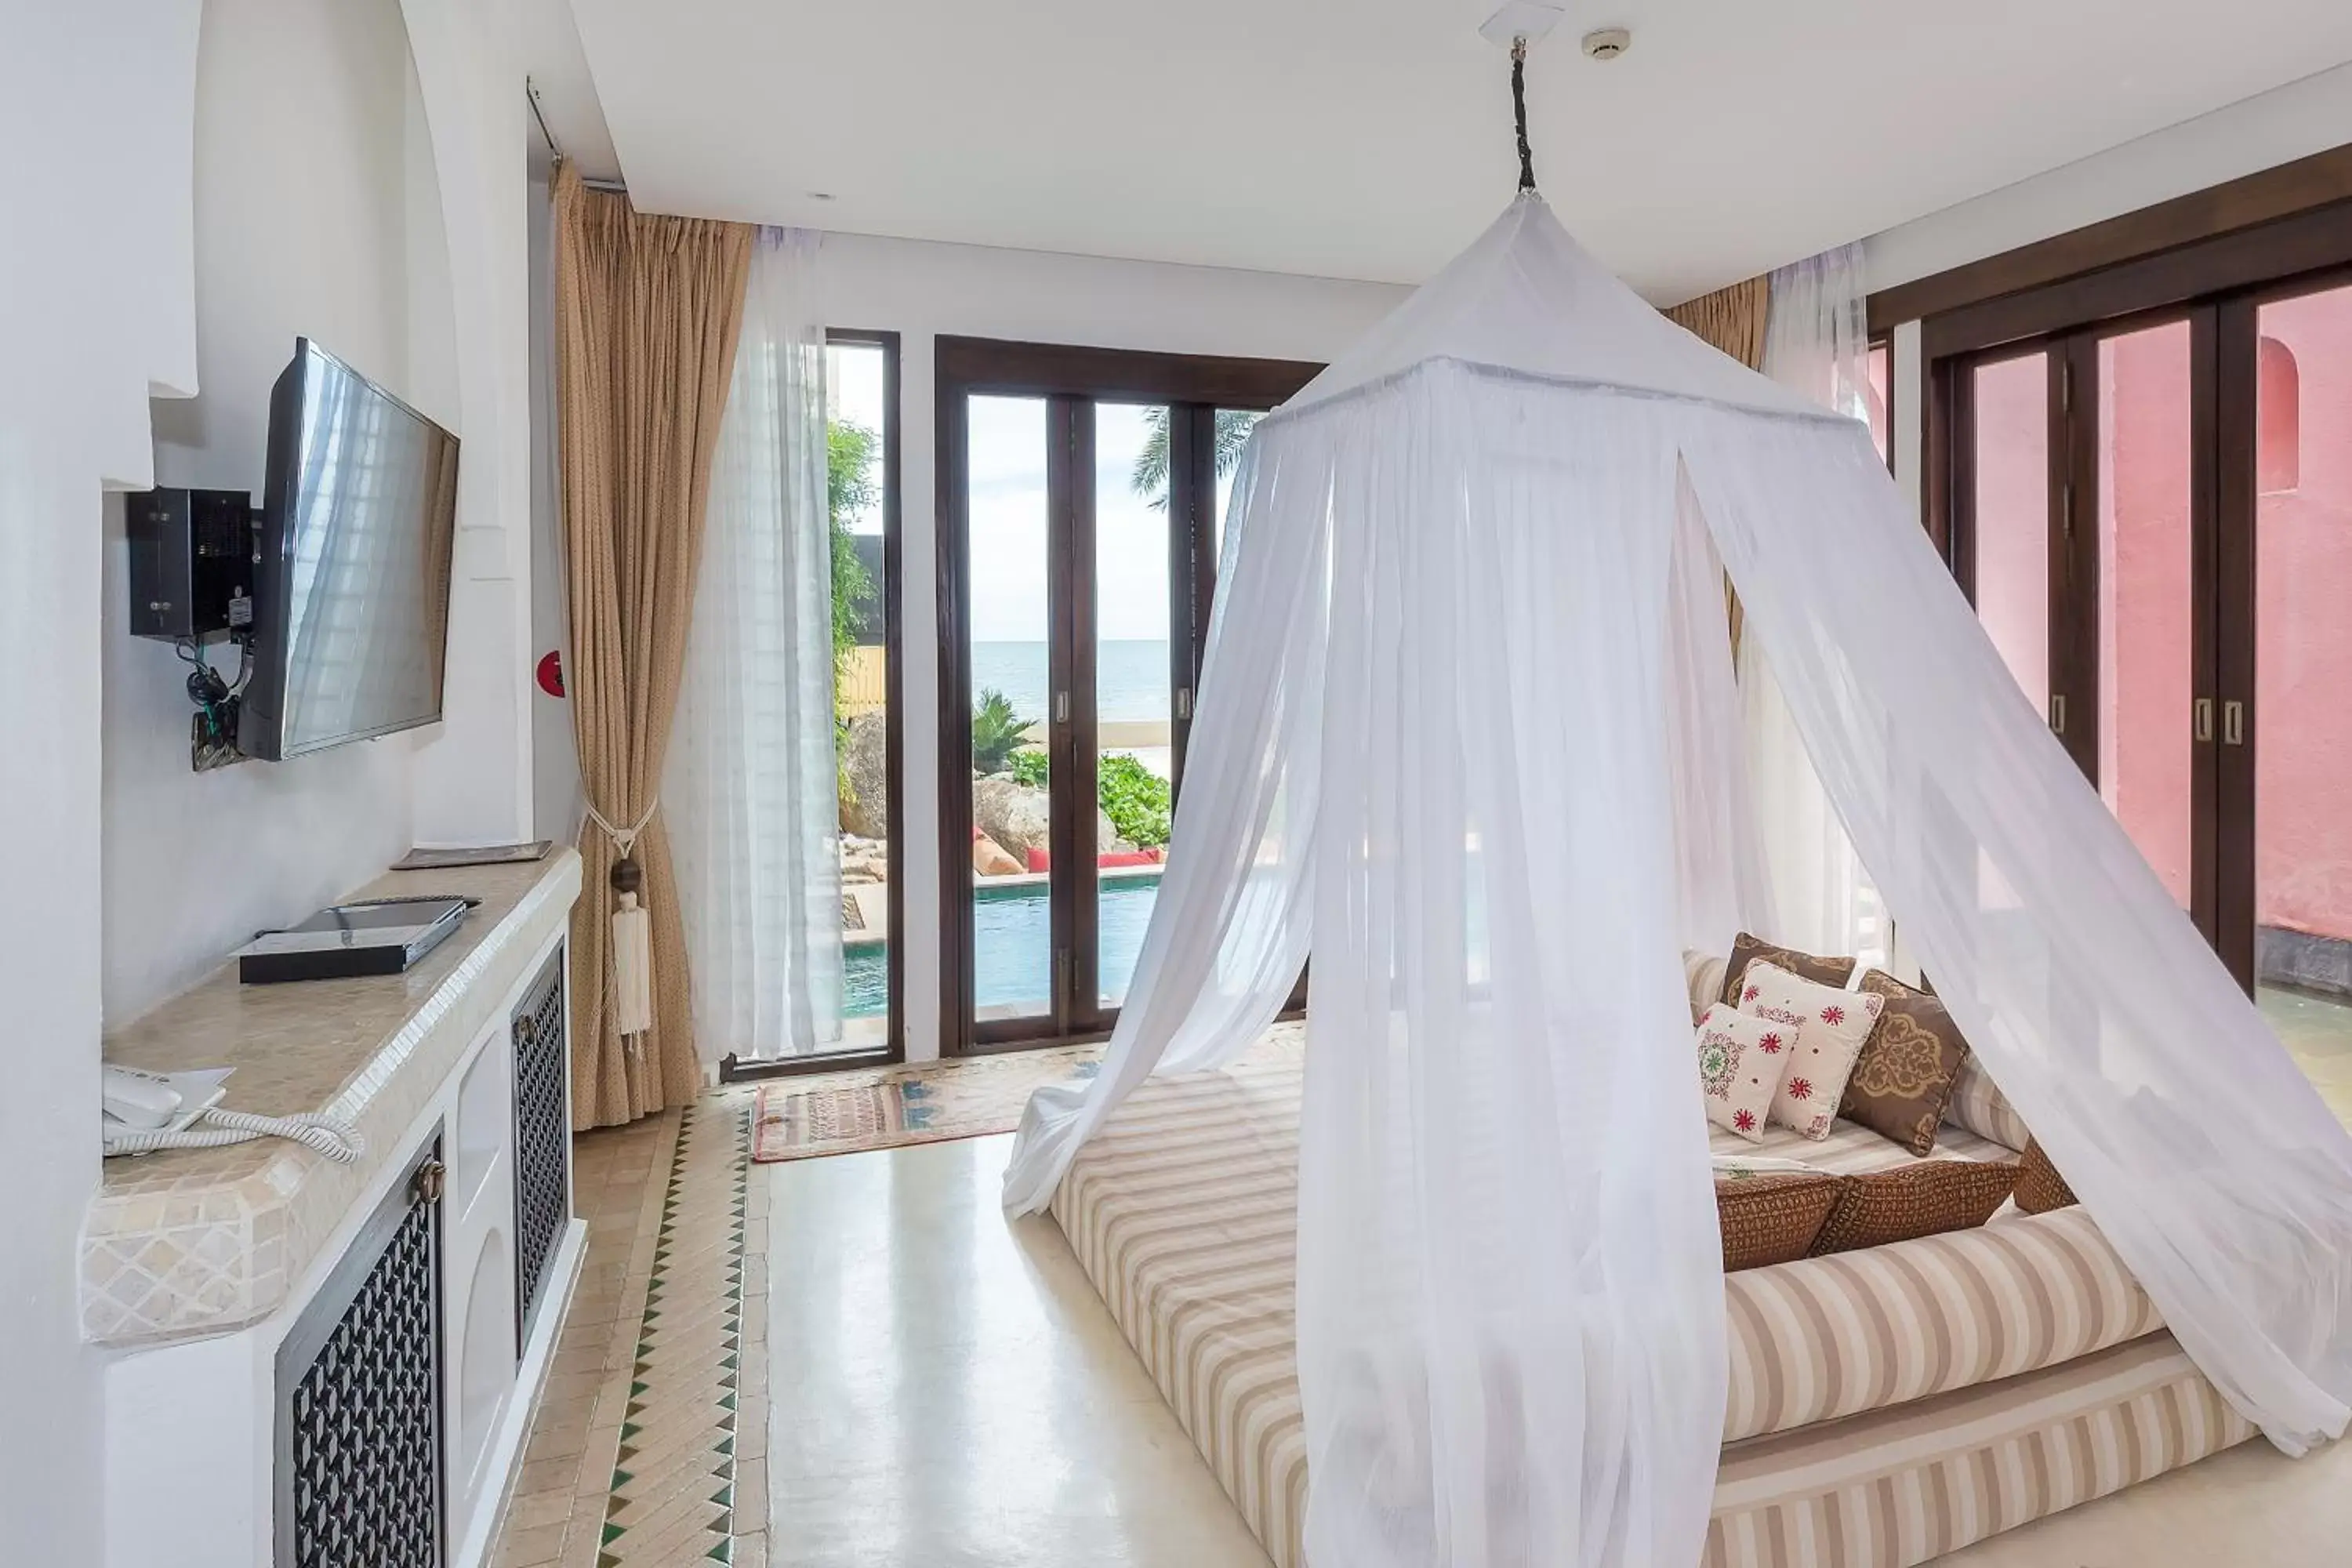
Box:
left=1717, top=931, right=1857, bottom=1007
left=1737, top=960, right=1884, bottom=1141
left=1693, top=1003, right=1796, bottom=1144
left=1844, top=969, right=1973, bottom=1156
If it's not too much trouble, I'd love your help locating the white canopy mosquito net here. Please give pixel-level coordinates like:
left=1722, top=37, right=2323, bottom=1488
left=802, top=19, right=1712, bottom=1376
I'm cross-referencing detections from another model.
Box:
left=1002, top=194, right=2352, bottom=1566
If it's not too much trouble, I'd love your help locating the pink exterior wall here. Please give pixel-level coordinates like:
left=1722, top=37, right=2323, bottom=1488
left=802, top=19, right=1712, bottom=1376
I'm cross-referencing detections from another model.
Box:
left=2099, top=324, right=2194, bottom=906
left=1973, top=282, right=2352, bottom=942
left=1973, top=354, right=2049, bottom=704
left=2254, top=286, right=2352, bottom=941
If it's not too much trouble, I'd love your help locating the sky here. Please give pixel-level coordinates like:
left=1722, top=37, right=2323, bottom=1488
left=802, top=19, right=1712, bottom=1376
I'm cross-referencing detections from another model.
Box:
left=827, top=344, right=1251, bottom=647
left=964, top=396, right=1172, bottom=644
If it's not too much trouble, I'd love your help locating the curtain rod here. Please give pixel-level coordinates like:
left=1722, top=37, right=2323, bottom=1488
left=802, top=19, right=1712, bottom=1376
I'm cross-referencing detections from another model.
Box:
left=528, top=78, right=629, bottom=194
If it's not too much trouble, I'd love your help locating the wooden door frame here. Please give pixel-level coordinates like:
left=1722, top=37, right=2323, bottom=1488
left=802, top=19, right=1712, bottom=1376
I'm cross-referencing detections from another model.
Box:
left=1925, top=205, right=2352, bottom=991
left=934, top=337, right=1320, bottom=1057
left=1940, top=314, right=2224, bottom=947
left=2212, top=265, right=2352, bottom=986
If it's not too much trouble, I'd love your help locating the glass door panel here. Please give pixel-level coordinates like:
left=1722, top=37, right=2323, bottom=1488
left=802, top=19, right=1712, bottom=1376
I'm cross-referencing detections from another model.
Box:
left=2096, top=321, right=2197, bottom=908
left=1093, top=403, right=1174, bottom=1008
left=2253, top=281, right=2352, bottom=988
left=965, top=394, right=1056, bottom=1023
left=827, top=339, right=895, bottom=1048
left=1972, top=353, right=2053, bottom=710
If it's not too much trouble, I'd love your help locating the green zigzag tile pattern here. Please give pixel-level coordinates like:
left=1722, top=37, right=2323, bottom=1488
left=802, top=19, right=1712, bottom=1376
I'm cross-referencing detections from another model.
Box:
left=595, top=1096, right=751, bottom=1568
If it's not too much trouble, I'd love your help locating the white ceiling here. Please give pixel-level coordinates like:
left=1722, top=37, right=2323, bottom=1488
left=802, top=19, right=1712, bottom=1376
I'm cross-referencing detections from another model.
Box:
left=552, top=0, right=2352, bottom=303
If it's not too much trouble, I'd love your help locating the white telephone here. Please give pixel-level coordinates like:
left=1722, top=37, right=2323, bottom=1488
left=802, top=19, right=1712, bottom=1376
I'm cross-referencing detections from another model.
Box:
left=102, top=1064, right=365, bottom=1163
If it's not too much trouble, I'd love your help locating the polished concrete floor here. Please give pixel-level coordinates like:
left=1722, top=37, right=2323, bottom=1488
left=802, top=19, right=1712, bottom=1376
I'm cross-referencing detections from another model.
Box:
left=760, top=989, right=2352, bottom=1568
left=764, top=1134, right=1272, bottom=1566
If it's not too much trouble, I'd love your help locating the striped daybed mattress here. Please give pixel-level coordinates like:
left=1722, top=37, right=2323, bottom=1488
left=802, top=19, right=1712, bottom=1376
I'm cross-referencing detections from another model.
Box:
left=1047, top=1024, right=2256, bottom=1568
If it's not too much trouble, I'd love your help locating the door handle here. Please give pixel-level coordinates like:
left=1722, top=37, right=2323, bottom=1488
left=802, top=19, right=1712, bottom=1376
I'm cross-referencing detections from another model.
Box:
left=2194, top=697, right=2214, bottom=743
left=1054, top=690, right=1070, bottom=724
left=2223, top=700, right=2245, bottom=746
left=2049, top=694, right=2067, bottom=736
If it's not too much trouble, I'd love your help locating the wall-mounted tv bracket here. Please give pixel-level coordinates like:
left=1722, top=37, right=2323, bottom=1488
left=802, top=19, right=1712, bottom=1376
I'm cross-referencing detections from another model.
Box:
left=125, top=487, right=263, bottom=771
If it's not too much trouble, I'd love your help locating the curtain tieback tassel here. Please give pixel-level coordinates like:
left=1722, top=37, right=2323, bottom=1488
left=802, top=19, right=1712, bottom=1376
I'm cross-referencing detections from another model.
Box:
left=587, top=799, right=659, bottom=1045
left=610, top=857, right=654, bottom=1042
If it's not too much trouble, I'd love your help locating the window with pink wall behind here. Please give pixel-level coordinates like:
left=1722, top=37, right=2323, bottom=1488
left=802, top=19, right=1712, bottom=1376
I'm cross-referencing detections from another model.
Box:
left=1973, top=354, right=2050, bottom=708
left=2256, top=284, right=2352, bottom=944
left=2097, top=321, right=2194, bottom=909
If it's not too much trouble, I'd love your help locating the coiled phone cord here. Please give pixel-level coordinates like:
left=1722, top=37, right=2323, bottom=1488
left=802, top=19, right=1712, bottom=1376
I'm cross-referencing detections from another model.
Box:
left=103, top=1109, right=366, bottom=1163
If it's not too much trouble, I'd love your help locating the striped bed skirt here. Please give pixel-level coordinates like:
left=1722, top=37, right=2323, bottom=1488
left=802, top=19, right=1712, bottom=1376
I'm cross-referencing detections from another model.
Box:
left=1049, top=1025, right=2256, bottom=1568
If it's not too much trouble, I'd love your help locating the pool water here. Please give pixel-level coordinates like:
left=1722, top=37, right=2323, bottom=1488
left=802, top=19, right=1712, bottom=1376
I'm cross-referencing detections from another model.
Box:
left=840, top=873, right=1162, bottom=1018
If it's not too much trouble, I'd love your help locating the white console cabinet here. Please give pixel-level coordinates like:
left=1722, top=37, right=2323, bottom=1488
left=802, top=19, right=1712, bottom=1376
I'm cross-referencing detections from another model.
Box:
left=92, top=852, right=585, bottom=1568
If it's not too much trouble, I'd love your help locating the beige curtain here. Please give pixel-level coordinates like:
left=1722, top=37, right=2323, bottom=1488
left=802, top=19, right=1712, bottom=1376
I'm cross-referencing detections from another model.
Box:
left=554, top=162, right=753, bottom=1128
left=1665, top=274, right=1772, bottom=655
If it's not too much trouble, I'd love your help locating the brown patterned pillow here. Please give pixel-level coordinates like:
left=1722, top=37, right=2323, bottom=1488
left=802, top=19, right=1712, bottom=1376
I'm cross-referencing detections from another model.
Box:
left=1845, top=969, right=1973, bottom=1155
left=1716, top=1172, right=1846, bottom=1272
left=2013, top=1139, right=2078, bottom=1213
left=1719, top=932, right=1857, bottom=1007
left=1808, top=1160, right=2018, bottom=1257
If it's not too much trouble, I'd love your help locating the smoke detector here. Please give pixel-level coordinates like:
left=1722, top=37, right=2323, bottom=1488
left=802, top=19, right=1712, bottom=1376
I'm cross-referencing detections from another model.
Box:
left=1581, top=27, right=1632, bottom=60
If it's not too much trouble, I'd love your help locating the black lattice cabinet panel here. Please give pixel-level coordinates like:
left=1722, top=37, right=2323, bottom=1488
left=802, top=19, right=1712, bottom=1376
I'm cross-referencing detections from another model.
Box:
left=513, top=944, right=569, bottom=1348
left=276, top=1138, right=444, bottom=1568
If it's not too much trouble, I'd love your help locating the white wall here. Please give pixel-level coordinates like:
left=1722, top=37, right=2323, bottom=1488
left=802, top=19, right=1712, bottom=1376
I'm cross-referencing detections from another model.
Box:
left=402, top=0, right=539, bottom=852
left=804, top=233, right=1404, bottom=1058
left=106, top=0, right=460, bottom=1024
left=527, top=151, right=583, bottom=843
left=1867, top=63, right=2352, bottom=296
left=1867, top=63, right=2352, bottom=488
left=1, top=4, right=205, bottom=1560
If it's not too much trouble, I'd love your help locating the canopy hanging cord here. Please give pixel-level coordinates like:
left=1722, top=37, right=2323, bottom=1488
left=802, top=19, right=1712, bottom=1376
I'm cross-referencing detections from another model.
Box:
left=1512, top=35, right=1537, bottom=196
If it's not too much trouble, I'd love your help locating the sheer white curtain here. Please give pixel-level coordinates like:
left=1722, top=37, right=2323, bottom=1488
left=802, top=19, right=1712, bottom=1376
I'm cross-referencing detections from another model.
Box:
left=1007, top=198, right=2352, bottom=1565
left=1688, top=407, right=2352, bottom=1456
left=1742, top=241, right=1885, bottom=964
left=666, top=229, right=844, bottom=1063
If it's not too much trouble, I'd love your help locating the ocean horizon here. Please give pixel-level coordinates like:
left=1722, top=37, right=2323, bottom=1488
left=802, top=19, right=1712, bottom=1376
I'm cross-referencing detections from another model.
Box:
left=970, top=639, right=1172, bottom=725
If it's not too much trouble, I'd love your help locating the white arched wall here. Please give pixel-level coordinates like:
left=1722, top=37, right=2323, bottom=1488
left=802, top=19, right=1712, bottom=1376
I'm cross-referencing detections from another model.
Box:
left=100, top=0, right=539, bottom=1025
left=2, top=0, right=536, bottom=1555
left=2, top=5, right=204, bottom=1563
left=402, top=0, right=538, bottom=851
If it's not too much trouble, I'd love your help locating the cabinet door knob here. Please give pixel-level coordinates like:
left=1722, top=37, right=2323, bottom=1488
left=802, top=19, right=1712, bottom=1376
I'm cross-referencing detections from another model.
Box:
left=412, top=1159, right=447, bottom=1206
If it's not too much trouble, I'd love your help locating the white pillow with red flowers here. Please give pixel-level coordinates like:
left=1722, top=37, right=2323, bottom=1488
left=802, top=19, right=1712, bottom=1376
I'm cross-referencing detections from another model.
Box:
left=1693, top=1002, right=1797, bottom=1143
left=1736, top=959, right=1885, bottom=1140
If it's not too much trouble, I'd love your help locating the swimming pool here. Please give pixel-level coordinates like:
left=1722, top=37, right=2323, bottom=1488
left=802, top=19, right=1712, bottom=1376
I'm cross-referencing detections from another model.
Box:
left=840, top=872, right=1163, bottom=1017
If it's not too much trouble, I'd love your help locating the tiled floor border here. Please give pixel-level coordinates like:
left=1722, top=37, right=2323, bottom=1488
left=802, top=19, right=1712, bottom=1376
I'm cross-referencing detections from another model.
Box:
left=492, top=1087, right=768, bottom=1567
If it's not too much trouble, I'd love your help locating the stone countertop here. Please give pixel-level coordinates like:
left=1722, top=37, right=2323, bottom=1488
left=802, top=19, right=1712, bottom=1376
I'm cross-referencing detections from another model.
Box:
left=84, top=849, right=583, bottom=1348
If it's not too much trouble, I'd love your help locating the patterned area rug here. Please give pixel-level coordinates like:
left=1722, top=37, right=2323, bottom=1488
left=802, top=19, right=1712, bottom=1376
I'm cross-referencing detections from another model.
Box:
left=750, top=1046, right=1102, bottom=1163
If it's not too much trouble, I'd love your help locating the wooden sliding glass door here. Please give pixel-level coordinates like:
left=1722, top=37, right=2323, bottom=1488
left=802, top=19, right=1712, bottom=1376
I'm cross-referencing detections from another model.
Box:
left=1935, top=235, right=2352, bottom=991
left=936, top=340, right=1317, bottom=1054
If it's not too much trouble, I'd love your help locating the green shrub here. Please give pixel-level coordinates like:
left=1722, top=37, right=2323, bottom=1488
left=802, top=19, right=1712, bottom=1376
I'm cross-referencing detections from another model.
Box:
left=1097, top=753, right=1171, bottom=848
left=988, top=739, right=1171, bottom=850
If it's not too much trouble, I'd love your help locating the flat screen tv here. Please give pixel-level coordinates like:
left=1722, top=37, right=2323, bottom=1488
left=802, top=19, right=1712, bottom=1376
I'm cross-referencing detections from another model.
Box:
left=238, top=339, right=459, bottom=761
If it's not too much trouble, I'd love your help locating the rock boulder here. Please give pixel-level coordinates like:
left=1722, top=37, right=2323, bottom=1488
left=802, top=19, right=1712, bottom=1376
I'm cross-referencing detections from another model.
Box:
left=839, top=710, right=889, bottom=839
left=971, top=772, right=1131, bottom=864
